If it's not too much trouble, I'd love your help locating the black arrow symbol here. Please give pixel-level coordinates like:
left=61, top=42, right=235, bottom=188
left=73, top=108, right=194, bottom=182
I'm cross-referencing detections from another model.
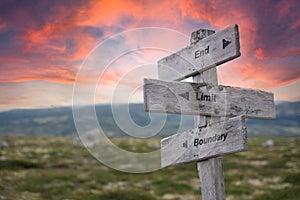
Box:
left=179, top=92, right=189, bottom=100
left=182, top=140, right=188, bottom=148
left=223, top=39, right=231, bottom=49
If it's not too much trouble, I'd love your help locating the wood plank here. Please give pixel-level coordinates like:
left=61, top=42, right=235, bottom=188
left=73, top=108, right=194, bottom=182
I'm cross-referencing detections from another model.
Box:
left=197, top=158, right=225, bottom=200
left=161, top=115, right=248, bottom=167
left=191, top=36, right=226, bottom=199
left=158, top=24, right=240, bottom=81
left=143, top=78, right=275, bottom=119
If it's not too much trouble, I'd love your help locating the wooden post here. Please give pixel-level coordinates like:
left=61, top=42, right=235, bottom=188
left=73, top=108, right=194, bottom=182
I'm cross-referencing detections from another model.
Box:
left=144, top=24, right=275, bottom=200
left=192, top=29, right=226, bottom=200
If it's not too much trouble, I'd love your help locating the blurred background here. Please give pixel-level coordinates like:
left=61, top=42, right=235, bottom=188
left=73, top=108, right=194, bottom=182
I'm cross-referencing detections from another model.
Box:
left=0, top=0, right=299, bottom=199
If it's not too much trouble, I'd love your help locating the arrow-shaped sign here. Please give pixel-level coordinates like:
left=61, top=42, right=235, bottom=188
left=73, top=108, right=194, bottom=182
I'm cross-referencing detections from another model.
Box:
left=143, top=78, right=276, bottom=120
left=161, top=115, right=247, bottom=167
left=222, top=39, right=231, bottom=49
left=179, top=92, right=189, bottom=100
left=158, top=24, right=240, bottom=81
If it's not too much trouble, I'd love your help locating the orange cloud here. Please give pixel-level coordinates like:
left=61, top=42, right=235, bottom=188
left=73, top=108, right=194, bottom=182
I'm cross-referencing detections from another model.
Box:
left=0, top=22, right=6, bottom=31
left=0, top=0, right=299, bottom=109
left=220, top=57, right=300, bottom=91
left=1, top=76, right=74, bottom=84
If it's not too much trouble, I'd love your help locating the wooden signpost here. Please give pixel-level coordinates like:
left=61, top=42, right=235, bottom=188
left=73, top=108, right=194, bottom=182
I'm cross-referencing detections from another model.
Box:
left=143, top=24, right=275, bottom=200
left=161, top=115, right=247, bottom=167
left=144, top=78, right=275, bottom=119
left=158, top=24, right=240, bottom=81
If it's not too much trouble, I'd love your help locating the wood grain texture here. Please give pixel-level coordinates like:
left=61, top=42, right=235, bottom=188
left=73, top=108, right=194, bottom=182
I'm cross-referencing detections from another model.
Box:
left=193, top=48, right=226, bottom=200
left=197, top=158, right=225, bottom=200
left=160, top=115, right=248, bottom=168
left=192, top=31, right=226, bottom=199
left=143, top=78, right=275, bottom=119
left=158, top=24, right=240, bottom=81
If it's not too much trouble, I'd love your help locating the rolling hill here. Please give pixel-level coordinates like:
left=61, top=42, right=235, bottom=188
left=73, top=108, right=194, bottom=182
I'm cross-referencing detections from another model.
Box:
left=0, top=101, right=299, bottom=137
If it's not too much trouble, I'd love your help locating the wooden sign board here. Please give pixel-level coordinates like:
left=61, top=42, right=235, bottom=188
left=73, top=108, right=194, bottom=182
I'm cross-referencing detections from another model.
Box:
left=158, top=24, right=240, bottom=81
left=144, top=78, right=275, bottom=120
left=161, top=115, right=247, bottom=167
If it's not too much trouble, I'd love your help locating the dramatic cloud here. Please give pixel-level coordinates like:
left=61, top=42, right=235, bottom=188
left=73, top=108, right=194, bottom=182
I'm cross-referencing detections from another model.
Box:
left=0, top=0, right=299, bottom=109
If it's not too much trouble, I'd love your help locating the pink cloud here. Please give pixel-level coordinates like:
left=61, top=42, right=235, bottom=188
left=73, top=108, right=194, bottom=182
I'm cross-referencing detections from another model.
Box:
left=0, top=0, right=299, bottom=110
left=4, top=0, right=299, bottom=87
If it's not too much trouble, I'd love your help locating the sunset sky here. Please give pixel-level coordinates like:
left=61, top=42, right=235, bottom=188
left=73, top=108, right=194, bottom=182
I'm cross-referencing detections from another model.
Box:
left=0, top=0, right=299, bottom=111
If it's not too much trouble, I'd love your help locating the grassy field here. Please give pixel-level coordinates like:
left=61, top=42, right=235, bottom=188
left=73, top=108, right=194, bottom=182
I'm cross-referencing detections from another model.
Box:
left=0, top=136, right=299, bottom=200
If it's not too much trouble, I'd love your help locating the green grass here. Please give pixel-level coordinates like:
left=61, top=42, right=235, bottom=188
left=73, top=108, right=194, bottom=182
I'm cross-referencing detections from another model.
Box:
left=98, top=190, right=156, bottom=200
left=0, top=159, right=42, bottom=170
left=253, top=187, right=300, bottom=200
left=152, top=179, right=194, bottom=195
left=0, top=136, right=299, bottom=200
left=284, top=172, right=300, bottom=185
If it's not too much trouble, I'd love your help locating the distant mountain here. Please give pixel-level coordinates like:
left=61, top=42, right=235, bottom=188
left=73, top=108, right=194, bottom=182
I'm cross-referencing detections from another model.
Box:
left=0, top=101, right=299, bottom=137
left=0, top=107, right=75, bottom=136
left=246, top=101, right=300, bottom=136
left=0, top=104, right=194, bottom=137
